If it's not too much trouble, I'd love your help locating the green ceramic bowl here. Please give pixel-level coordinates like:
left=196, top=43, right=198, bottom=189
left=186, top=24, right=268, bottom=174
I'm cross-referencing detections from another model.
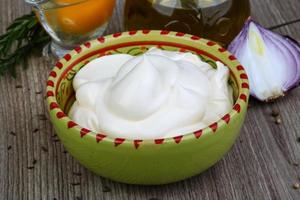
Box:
left=46, top=30, right=250, bottom=185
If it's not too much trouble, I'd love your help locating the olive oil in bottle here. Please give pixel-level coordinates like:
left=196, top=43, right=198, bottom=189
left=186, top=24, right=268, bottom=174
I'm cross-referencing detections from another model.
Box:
left=124, top=0, right=251, bottom=46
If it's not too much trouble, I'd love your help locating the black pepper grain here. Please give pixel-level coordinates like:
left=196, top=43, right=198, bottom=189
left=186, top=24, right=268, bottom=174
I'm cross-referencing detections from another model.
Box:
left=271, top=110, right=280, bottom=117
left=73, top=172, right=82, bottom=176
left=52, top=138, right=60, bottom=143
left=9, top=131, right=16, bottom=136
left=33, top=128, right=39, bottom=133
left=71, top=182, right=81, bottom=186
left=41, top=146, right=48, bottom=152
left=102, top=185, right=111, bottom=193
left=293, top=162, right=299, bottom=167
left=37, top=114, right=47, bottom=121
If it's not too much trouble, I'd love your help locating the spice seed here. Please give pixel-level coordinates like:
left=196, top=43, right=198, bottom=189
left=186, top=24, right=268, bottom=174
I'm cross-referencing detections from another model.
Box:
left=41, top=146, right=48, bottom=152
left=297, top=137, right=300, bottom=143
left=271, top=110, right=280, bottom=117
left=15, top=85, right=23, bottom=89
left=33, top=128, right=39, bottom=133
left=71, top=182, right=81, bottom=186
left=27, top=166, right=34, bottom=170
left=37, top=114, right=47, bottom=121
left=7, top=146, right=12, bottom=150
left=103, top=186, right=111, bottom=193
left=73, top=172, right=82, bottom=176
left=9, top=131, right=16, bottom=136
left=52, top=138, right=60, bottom=142
left=293, top=183, right=300, bottom=189
left=275, top=117, right=282, bottom=125
left=293, top=163, right=299, bottom=167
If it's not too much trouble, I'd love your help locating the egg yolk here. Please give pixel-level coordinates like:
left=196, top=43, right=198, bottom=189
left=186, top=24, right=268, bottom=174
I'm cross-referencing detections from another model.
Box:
left=50, top=0, right=116, bottom=35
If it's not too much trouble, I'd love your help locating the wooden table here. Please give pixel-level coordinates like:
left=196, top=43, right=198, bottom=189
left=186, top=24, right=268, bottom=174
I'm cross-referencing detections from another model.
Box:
left=1, top=0, right=300, bottom=199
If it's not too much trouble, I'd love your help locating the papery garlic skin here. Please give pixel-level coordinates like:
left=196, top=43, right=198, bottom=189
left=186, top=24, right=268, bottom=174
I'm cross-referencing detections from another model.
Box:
left=228, top=19, right=300, bottom=101
left=69, top=48, right=233, bottom=140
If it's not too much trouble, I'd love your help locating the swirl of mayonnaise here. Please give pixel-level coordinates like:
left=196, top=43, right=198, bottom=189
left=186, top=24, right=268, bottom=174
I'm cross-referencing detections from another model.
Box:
left=69, top=48, right=233, bottom=139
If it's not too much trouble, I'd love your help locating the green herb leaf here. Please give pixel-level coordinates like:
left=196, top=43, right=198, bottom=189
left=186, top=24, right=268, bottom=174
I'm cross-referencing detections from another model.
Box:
left=0, top=12, right=51, bottom=78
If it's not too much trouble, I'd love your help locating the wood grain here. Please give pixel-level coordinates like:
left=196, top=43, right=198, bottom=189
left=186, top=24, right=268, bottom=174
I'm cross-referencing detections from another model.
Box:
left=1, top=0, right=300, bottom=199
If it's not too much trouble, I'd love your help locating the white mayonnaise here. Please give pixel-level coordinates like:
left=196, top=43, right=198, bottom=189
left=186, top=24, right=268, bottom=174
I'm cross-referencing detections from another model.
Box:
left=69, top=48, right=233, bottom=139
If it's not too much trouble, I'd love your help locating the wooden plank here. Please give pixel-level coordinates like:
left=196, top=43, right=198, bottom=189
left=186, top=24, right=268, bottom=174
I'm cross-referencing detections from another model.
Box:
left=0, top=0, right=300, bottom=200
left=275, top=21, right=300, bottom=39
left=251, top=0, right=300, bottom=27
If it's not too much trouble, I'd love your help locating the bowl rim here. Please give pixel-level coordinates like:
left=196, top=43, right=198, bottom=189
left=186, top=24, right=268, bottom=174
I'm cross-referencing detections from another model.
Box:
left=46, top=30, right=250, bottom=148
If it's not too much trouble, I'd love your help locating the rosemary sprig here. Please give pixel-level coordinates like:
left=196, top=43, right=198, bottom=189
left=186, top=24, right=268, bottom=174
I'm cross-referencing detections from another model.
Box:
left=0, top=12, right=50, bottom=78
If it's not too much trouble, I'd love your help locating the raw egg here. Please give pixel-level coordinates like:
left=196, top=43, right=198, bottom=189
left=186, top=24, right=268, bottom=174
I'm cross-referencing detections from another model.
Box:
left=50, top=0, right=116, bottom=35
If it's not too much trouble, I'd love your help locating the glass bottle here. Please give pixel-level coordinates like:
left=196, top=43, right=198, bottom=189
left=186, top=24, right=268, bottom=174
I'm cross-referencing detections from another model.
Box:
left=124, top=0, right=251, bottom=46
